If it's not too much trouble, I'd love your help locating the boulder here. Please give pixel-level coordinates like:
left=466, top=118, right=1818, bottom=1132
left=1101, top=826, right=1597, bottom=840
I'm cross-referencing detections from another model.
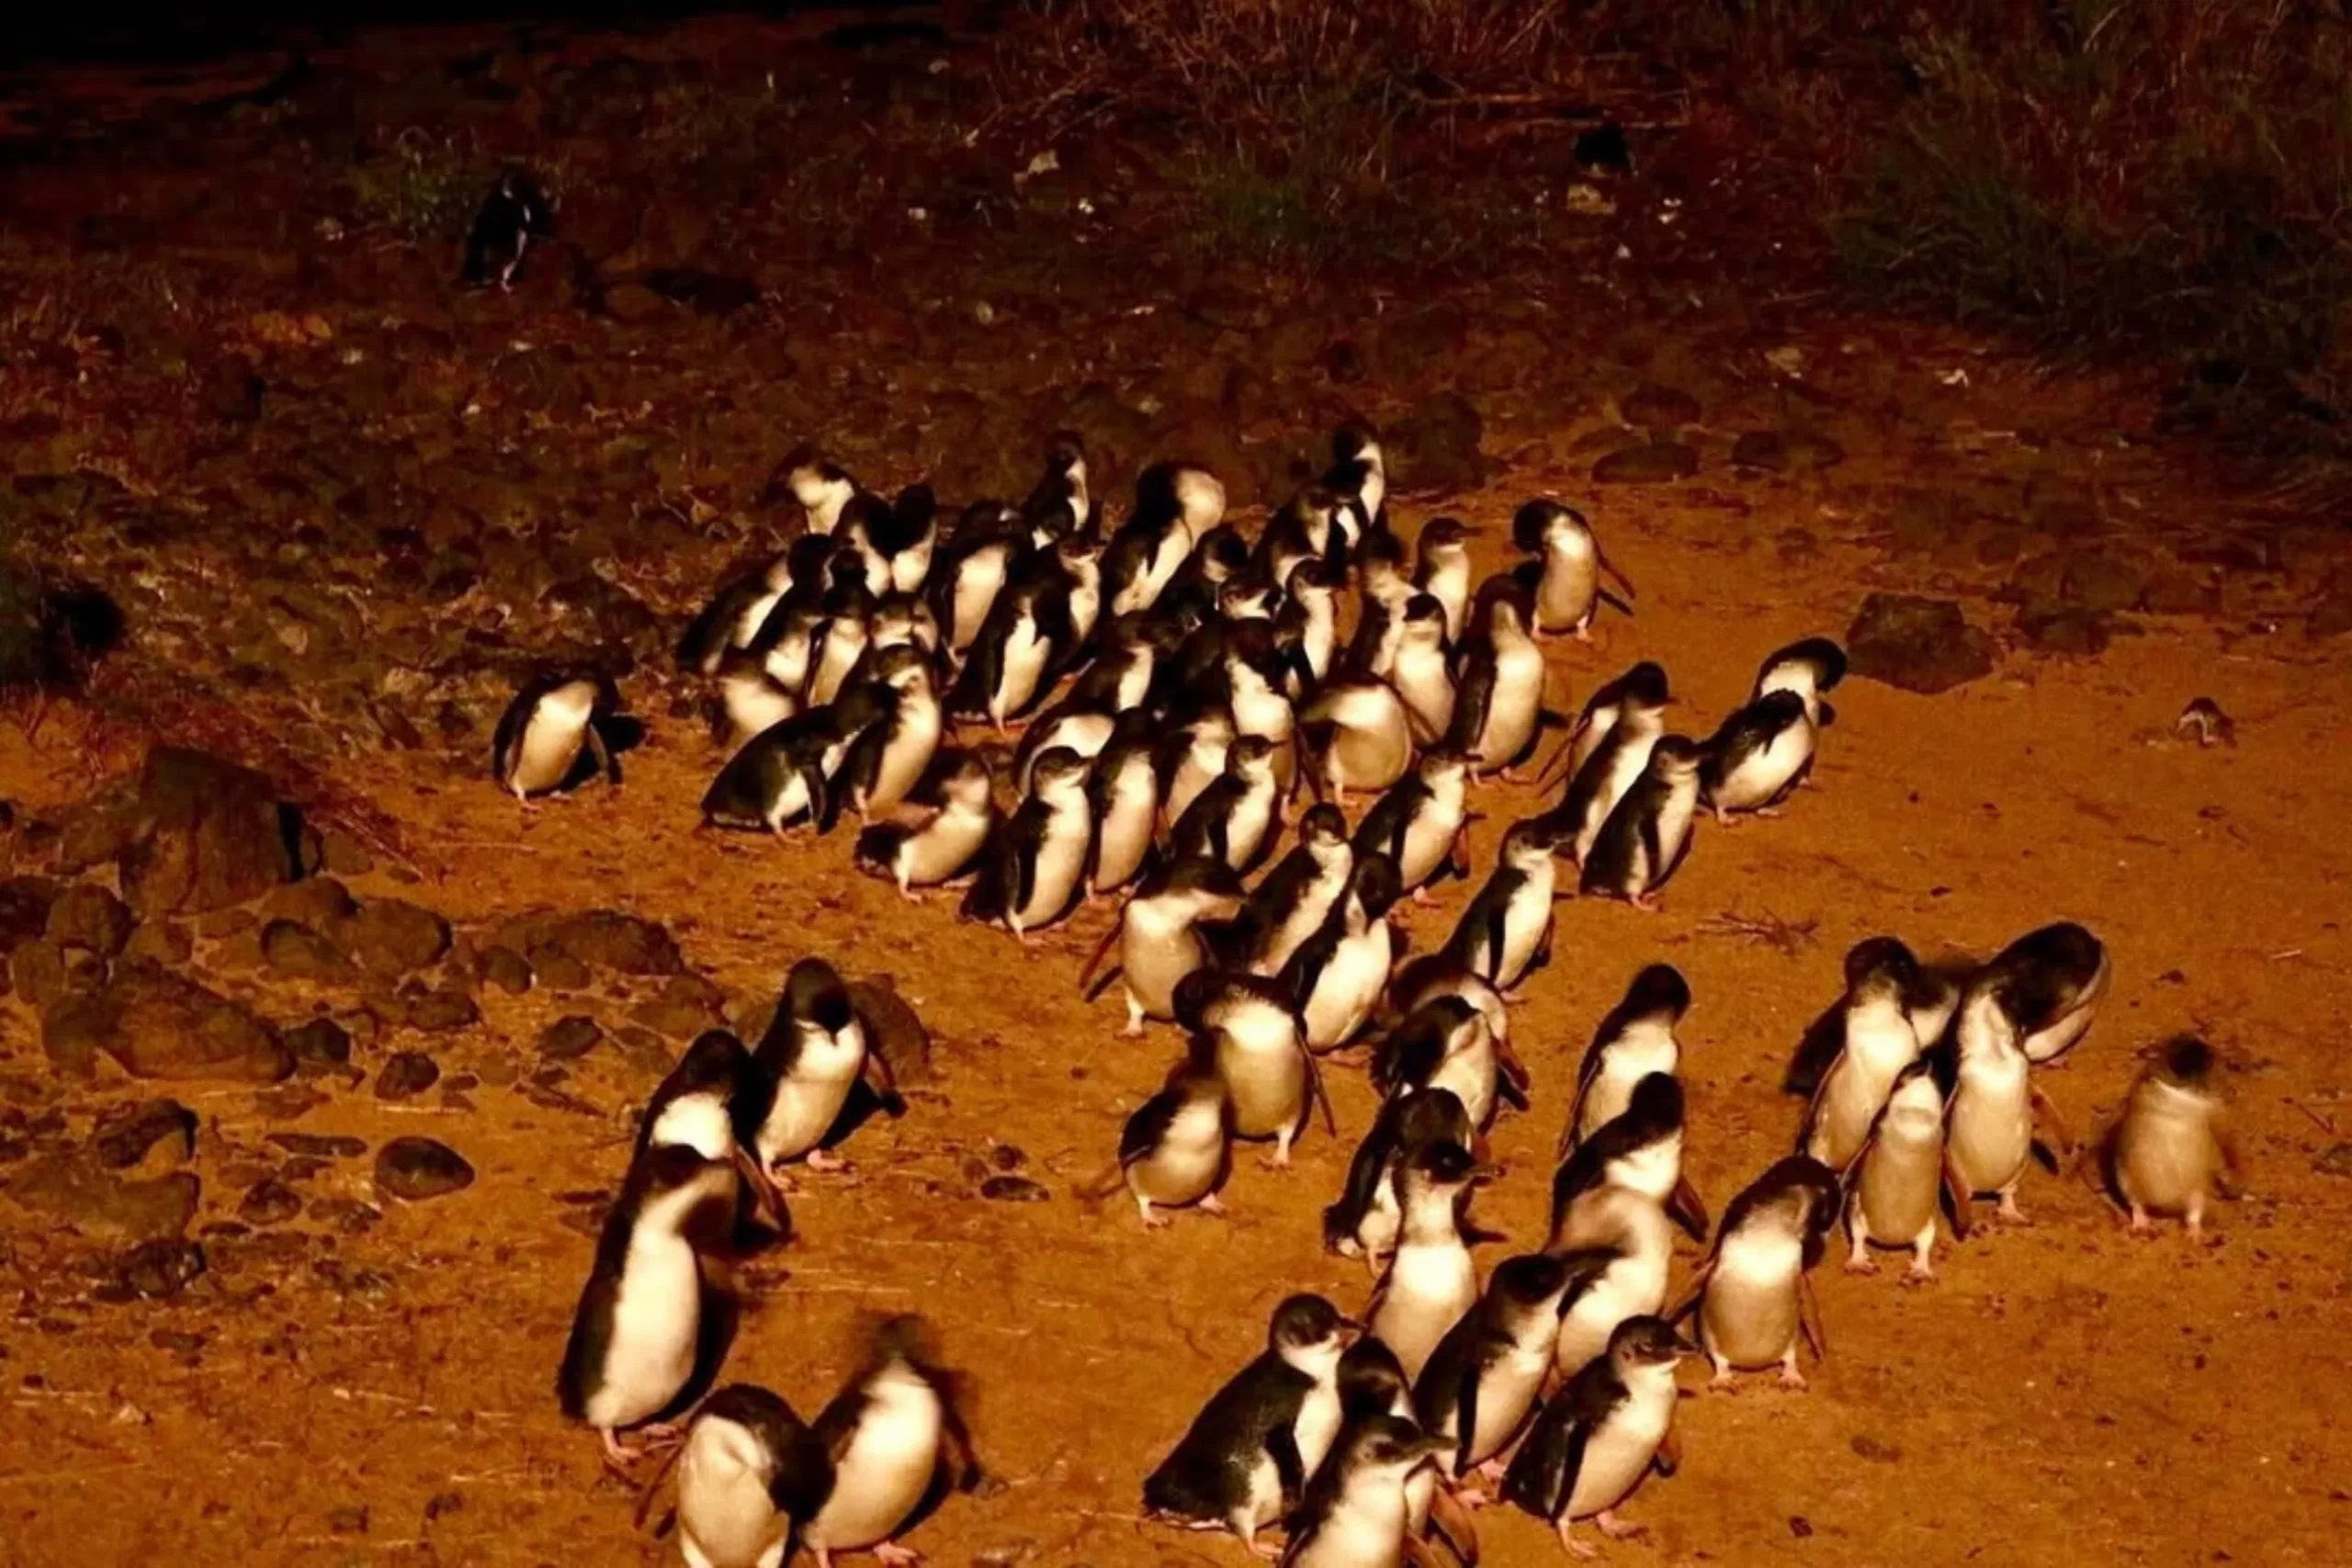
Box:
left=83, top=962, right=293, bottom=1082
left=116, top=748, right=309, bottom=917
left=1845, top=593, right=1998, bottom=694
left=45, top=884, right=132, bottom=955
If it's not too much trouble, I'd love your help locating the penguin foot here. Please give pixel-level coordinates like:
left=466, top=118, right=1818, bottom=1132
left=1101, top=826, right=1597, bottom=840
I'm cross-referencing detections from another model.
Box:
left=1410, top=886, right=1436, bottom=908
left=598, top=1427, right=641, bottom=1474
left=1901, top=1260, right=1937, bottom=1286
left=1139, top=1205, right=1171, bottom=1231
left=1555, top=1521, right=1598, bottom=1560
left=1593, top=1510, right=1644, bottom=1543
left=1778, top=1363, right=1810, bottom=1392
left=1260, top=1146, right=1292, bottom=1172
left=2127, top=1204, right=2155, bottom=1237
left=1995, top=1191, right=2032, bottom=1226
left=805, top=1148, right=852, bottom=1174
left=872, top=1543, right=922, bottom=1567
left=1842, top=1253, right=1879, bottom=1276
left=1453, top=1486, right=1489, bottom=1509
left=1246, top=1539, right=1285, bottom=1562
left=1707, top=1368, right=1737, bottom=1391
left=1198, top=1192, right=1229, bottom=1217
left=1476, top=1458, right=1507, bottom=1484
left=1628, top=892, right=1660, bottom=912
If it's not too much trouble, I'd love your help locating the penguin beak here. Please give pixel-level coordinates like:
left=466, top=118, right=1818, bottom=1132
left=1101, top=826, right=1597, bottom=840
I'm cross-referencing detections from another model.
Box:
left=1670, top=1332, right=1702, bottom=1358
left=1467, top=1159, right=1504, bottom=1184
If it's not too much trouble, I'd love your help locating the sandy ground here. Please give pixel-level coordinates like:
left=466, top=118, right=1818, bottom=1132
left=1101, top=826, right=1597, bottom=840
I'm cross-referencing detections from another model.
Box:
left=6, top=457, right=2351, bottom=1568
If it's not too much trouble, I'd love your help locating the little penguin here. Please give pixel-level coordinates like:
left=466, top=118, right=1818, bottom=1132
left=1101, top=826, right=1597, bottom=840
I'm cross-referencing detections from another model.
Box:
left=1446, top=578, right=1552, bottom=780
left=1510, top=499, right=1635, bottom=639
left=1550, top=1074, right=1708, bottom=1243
left=1844, top=1058, right=1966, bottom=1283
left=853, top=750, right=1000, bottom=898
left=636, top=1028, right=784, bottom=1244
left=1323, top=422, right=1390, bottom=560
left=1176, top=970, right=1332, bottom=1168
left=699, top=702, right=860, bottom=838
left=1373, top=996, right=1523, bottom=1136
left=1368, top=1139, right=1491, bottom=1385
left=1278, top=1416, right=1448, bottom=1568
left=1752, top=636, right=1847, bottom=728
left=1325, top=1087, right=1479, bottom=1271
left=1299, top=675, right=1415, bottom=807
left=1088, top=710, right=1166, bottom=895
left=1080, top=856, right=1247, bottom=1035
left=953, top=571, right=1071, bottom=731
left=1442, top=818, right=1564, bottom=992
left=557, top=1143, right=741, bottom=1469
left=1500, top=1316, right=1693, bottom=1559
left=1578, top=736, right=1703, bottom=909
left=1414, top=1250, right=1611, bottom=1492
left=1386, top=595, right=1458, bottom=746
left=672, top=1383, right=833, bottom=1568
left=1275, top=559, right=1343, bottom=695
left=1351, top=750, right=1472, bottom=903
left=1169, top=734, right=1283, bottom=874
left=713, top=650, right=800, bottom=756
left=1669, top=1156, right=1839, bottom=1390
left=747, top=959, right=905, bottom=1177
left=799, top=1314, right=982, bottom=1568
left=1283, top=853, right=1404, bottom=1055
left=462, top=170, right=556, bottom=288
left=1335, top=1339, right=1479, bottom=1568
left=1798, top=938, right=1934, bottom=1171
left=1566, top=964, right=1691, bottom=1154
left=1971, top=921, right=2110, bottom=1066
left=931, top=511, right=1028, bottom=659
left=681, top=552, right=798, bottom=677
left=1231, top=804, right=1354, bottom=978
left=1144, top=1293, right=1354, bottom=1555
left=1259, top=485, right=1343, bottom=596
left=1944, top=975, right=2075, bottom=1226
left=842, top=483, right=940, bottom=599
left=960, top=745, right=1095, bottom=941
left=1413, top=518, right=1475, bottom=646
left=1697, top=690, right=1813, bottom=823
left=1022, top=431, right=1094, bottom=541
left=838, top=645, right=944, bottom=818
left=1540, top=666, right=1670, bottom=861
left=1221, top=625, right=1301, bottom=793
left=1159, top=704, right=1238, bottom=830
left=492, top=672, right=622, bottom=800
left=807, top=575, right=876, bottom=708
left=1083, top=1056, right=1233, bottom=1228
left=766, top=446, right=859, bottom=536
left=2106, top=1035, right=2241, bottom=1240
left=1545, top=1184, right=1675, bottom=1382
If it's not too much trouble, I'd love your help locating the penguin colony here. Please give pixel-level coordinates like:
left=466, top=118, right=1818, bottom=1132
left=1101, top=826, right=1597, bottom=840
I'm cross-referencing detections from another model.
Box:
left=501, top=426, right=2245, bottom=1568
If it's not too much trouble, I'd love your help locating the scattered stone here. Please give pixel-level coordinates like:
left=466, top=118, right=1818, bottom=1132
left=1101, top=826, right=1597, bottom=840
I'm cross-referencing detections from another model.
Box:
left=979, top=1175, right=1049, bottom=1202
left=115, top=748, right=308, bottom=918
left=267, top=1132, right=368, bottom=1159
left=319, top=829, right=374, bottom=877
left=265, top=875, right=356, bottom=931
left=1732, top=429, right=1844, bottom=472
left=536, top=950, right=593, bottom=990
left=850, top=976, right=935, bottom=1086
left=2142, top=562, right=2221, bottom=615
left=239, top=1179, right=302, bottom=1225
left=991, top=1143, right=1026, bottom=1171
left=1319, top=341, right=1364, bottom=384
left=1849, top=1434, right=1902, bottom=1465
left=1386, top=392, right=1487, bottom=494
left=375, top=1052, right=441, bottom=1101
left=1592, top=442, right=1698, bottom=485
left=398, top=987, right=481, bottom=1033
left=972, top=1538, right=1039, bottom=1568
left=91, top=1100, right=198, bottom=1168
left=252, top=1084, right=327, bottom=1120
left=42, top=995, right=112, bottom=1077
left=539, top=1015, right=604, bottom=1060
left=2015, top=599, right=2112, bottom=657
left=11, top=939, right=73, bottom=1010
left=112, top=1238, right=207, bottom=1301
left=602, top=282, right=668, bottom=322
left=3, top=1155, right=200, bottom=1240
left=337, top=898, right=451, bottom=976
left=0, top=876, right=61, bottom=954
left=2310, top=573, right=2352, bottom=638
left=376, top=1137, right=475, bottom=1201
left=309, top=1195, right=384, bottom=1234
left=2061, top=549, right=2150, bottom=615
left=82, top=962, right=293, bottom=1082
left=477, top=945, right=533, bottom=995
left=1846, top=593, right=1998, bottom=694
left=521, top=909, right=684, bottom=976
left=121, top=919, right=193, bottom=965
left=2314, top=1142, right=2352, bottom=1178
left=283, top=1017, right=353, bottom=1073
left=616, top=1028, right=673, bottom=1077
left=261, top=919, right=356, bottom=981
left=1621, top=382, right=1700, bottom=432
left=45, top=884, right=132, bottom=956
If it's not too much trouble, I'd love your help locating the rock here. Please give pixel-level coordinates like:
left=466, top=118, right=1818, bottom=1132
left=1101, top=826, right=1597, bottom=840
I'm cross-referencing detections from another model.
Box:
left=2312, top=1141, right=2352, bottom=1177
left=115, top=748, right=310, bottom=917
left=121, top=919, right=193, bottom=965
left=849, top=976, right=935, bottom=1086
left=335, top=898, right=450, bottom=976
left=2142, top=561, right=2221, bottom=616
left=264, top=875, right=356, bottom=930
left=267, top=1132, right=368, bottom=1159
left=537, top=950, right=593, bottom=990
left=42, top=994, right=112, bottom=1077
left=1386, top=393, right=1487, bottom=494
left=283, top=1017, right=353, bottom=1073
left=979, top=1175, right=1049, bottom=1202
left=13, top=939, right=74, bottom=1010
left=477, top=945, right=533, bottom=995
left=91, top=1100, right=197, bottom=1168
left=0, top=875, right=61, bottom=954
left=239, top=1179, right=302, bottom=1225
left=1319, top=341, right=1365, bottom=383
left=539, top=1015, right=604, bottom=1061
left=1592, top=442, right=1698, bottom=485
left=319, top=829, right=374, bottom=876
left=261, top=919, right=356, bottom=981
left=972, top=1538, right=1039, bottom=1568
left=2061, top=549, right=2149, bottom=615
left=2015, top=599, right=2112, bottom=657
left=991, top=1144, right=1027, bottom=1170
left=376, top=1136, right=475, bottom=1201
left=1730, top=430, right=1790, bottom=471
left=86, top=962, right=293, bottom=1082
left=45, top=884, right=132, bottom=955
left=3, top=1154, right=200, bottom=1240
left=202, top=353, right=264, bottom=422
left=1849, top=1434, right=1902, bottom=1465
left=375, top=1052, right=441, bottom=1101
left=505, top=909, right=683, bottom=976
left=112, top=1238, right=207, bottom=1300
left=602, top=282, right=669, bottom=322
left=1846, top=593, right=1998, bottom=694
left=396, top=987, right=480, bottom=1033
left=1621, top=382, right=1700, bottom=431
left=2310, top=573, right=2352, bottom=637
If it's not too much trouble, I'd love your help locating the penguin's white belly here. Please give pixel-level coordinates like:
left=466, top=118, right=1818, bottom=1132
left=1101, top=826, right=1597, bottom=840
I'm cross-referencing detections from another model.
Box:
left=1093, top=779, right=1159, bottom=891
left=1429, top=1045, right=1496, bottom=1133
left=1223, top=791, right=1275, bottom=868
left=1304, top=929, right=1391, bottom=1051
left=810, top=629, right=866, bottom=705
left=1405, top=1463, right=1435, bottom=1537
left=760, top=1069, right=858, bottom=1164
left=1467, top=1348, right=1552, bottom=1465
left=1125, top=915, right=1205, bottom=1021
left=763, top=631, right=813, bottom=695
left=1134, top=1100, right=1225, bottom=1206
left=1140, top=528, right=1190, bottom=604
left=1701, top=1232, right=1803, bottom=1368
left=1717, top=721, right=1815, bottom=809
left=1808, top=1049, right=1903, bottom=1172
left=1858, top=1134, right=1941, bottom=1241
left=1394, top=655, right=1454, bottom=741
left=1565, top=1393, right=1670, bottom=1519
left=1396, top=811, right=1459, bottom=891
left=806, top=1395, right=940, bottom=1551
left=869, top=707, right=942, bottom=809
left=650, top=1092, right=737, bottom=1163
left=1613, top=1134, right=1682, bottom=1205
left=513, top=712, right=587, bottom=794
left=892, top=539, right=933, bottom=597
left=1477, top=647, right=1544, bottom=764
left=586, top=1233, right=702, bottom=1429
left=2118, top=1106, right=2211, bottom=1212
left=731, top=590, right=786, bottom=651
left=1556, top=1258, right=1667, bottom=1377
left=1645, top=790, right=1698, bottom=886
left=1013, top=810, right=1091, bottom=928
left=1165, top=749, right=1226, bottom=828
left=1373, top=1240, right=1476, bottom=1382
left=1331, top=719, right=1411, bottom=793
left=902, top=807, right=991, bottom=886
left=951, top=556, right=1008, bottom=651
left=1355, top=1172, right=1402, bottom=1259
left=722, top=678, right=797, bottom=752
left=1243, top=1451, right=1284, bottom=1530
left=1575, top=740, right=1657, bottom=861
left=1538, top=553, right=1598, bottom=631
left=2023, top=957, right=2109, bottom=1063
left=1295, top=1486, right=1409, bottom=1568
left=1577, top=1041, right=1679, bottom=1145
left=994, top=623, right=1050, bottom=720
left=1951, top=1061, right=2032, bottom=1190
left=1254, top=874, right=1344, bottom=976
left=1294, top=1382, right=1342, bottom=1477
left=677, top=1425, right=787, bottom=1568
left=1221, top=1032, right=1306, bottom=1140
left=1495, top=879, right=1553, bottom=988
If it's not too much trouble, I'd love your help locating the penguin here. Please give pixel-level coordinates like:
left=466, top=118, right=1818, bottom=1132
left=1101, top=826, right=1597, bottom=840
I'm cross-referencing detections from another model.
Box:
left=1696, top=690, right=1814, bottom=824
left=1173, top=524, right=1255, bottom=606
left=1080, top=856, right=1248, bottom=1036
left=1543, top=673, right=1670, bottom=864
left=1013, top=699, right=1117, bottom=798
left=1844, top=1058, right=1966, bottom=1282
left=952, top=570, right=1071, bottom=731
left=1351, top=751, right=1472, bottom=902
left=838, top=645, right=944, bottom=818
left=713, top=650, right=801, bottom=755
left=1578, top=736, right=1703, bottom=909
left=1752, top=636, right=1847, bottom=728
left=492, top=672, right=622, bottom=800
left=932, top=513, right=1030, bottom=660
left=1258, top=486, right=1345, bottom=599
left=1413, top=518, right=1474, bottom=646
left=1222, top=623, right=1302, bottom=794
left=461, top=170, right=555, bottom=289
left=701, top=688, right=892, bottom=838
left=1333, top=1346, right=1479, bottom=1568
left=1386, top=595, right=1458, bottom=747
left=1159, top=704, right=1238, bottom=830
left=746, top=959, right=905, bottom=1178
left=1545, top=1184, right=1675, bottom=1382
left=1282, top=853, right=1404, bottom=1055
left=1373, top=997, right=1521, bottom=1136
left=1169, top=734, right=1283, bottom=874
left=854, top=750, right=999, bottom=898
left=1176, top=970, right=1333, bottom=1168
left=1274, top=558, right=1343, bottom=696
left=766, top=446, right=859, bottom=536
left=1442, top=818, right=1564, bottom=992
left=1084, top=1055, right=1233, bottom=1228
left=842, top=484, right=941, bottom=600
left=1323, top=423, right=1390, bottom=565
left=1349, top=534, right=1419, bottom=681
left=1144, top=1293, right=1353, bottom=1555
left=1387, top=959, right=1526, bottom=1101
left=557, top=1142, right=739, bottom=1468
left=1368, top=1138, right=1490, bottom=1384
left=1299, top=675, right=1415, bottom=807
left=1445, top=579, right=1551, bottom=780
left=870, top=591, right=942, bottom=662
left=681, top=552, right=799, bottom=677
left=1798, top=939, right=1933, bottom=1171
left=1972, top=921, right=2110, bottom=1066
left=1049, top=533, right=1106, bottom=657
left=1022, top=431, right=1094, bottom=542
left=1231, top=804, right=1354, bottom=978
left=1324, top=1088, right=1478, bottom=1271
left=1415, top=1251, right=1611, bottom=1491
left=1074, top=615, right=1169, bottom=713
left=1279, top=1416, right=1448, bottom=1568
left=1089, top=710, right=1166, bottom=895
left=750, top=597, right=826, bottom=706
left=1669, top=1156, right=1839, bottom=1390
left=1550, top=1075, right=1708, bottom=1243
left=672, top=1384, right=833, bottom=1568
left=1103, top=460, right=1226, bottom=617
left=1510, top=499, right=1635, bottom=639
left=2106, top=1035, right=2241, bottom=1239
left=799, top=1315, right=982, bottom=1568
left=960, top=745, right=1095, bottom=940
left=638, top=1030, right=759, bottom=1166
left=1944, top=976, right=2075, bottom=1226
left=808, top=570, right=878, bottom=709
left=1565, top=964, right=1691, bottom=1155
left=1499, top=1316, right=1692, bottom=1558
left=1534, top=660, right=1669, bottom=807
left=2176, top=695, right=2235, bottom=748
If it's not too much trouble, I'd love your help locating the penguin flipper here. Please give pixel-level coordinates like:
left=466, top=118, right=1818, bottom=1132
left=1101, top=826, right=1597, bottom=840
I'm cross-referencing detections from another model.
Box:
left=585, top=719, right=620, bottom=788
left=1078, top=911, right=1127, bottom=997
left=1301, top=1043, right=1338, bottom=1137
left=2029, top=1083, right=2078, bottom=1168
left=859, top=1048, right=905, bottom=1118
left=1118, top=1090, right=1181, bottom=1168
left=1427, top=1483, right=1481, bottom=1567
left=1453, top=1356, right=1483, bottom=1479
left=1798, top=1273, right=1828, bottom=1360
left=1940, top=1151, right=1977, bottom=1240
left=1662, top=1257, right=1713, bottom=1325
left=1266, top=1422, right=1306, bottom=1509
left=1323, top=1121, right=1394, bottom=1252
left=1668, top=1175, right=1710, bottom=1242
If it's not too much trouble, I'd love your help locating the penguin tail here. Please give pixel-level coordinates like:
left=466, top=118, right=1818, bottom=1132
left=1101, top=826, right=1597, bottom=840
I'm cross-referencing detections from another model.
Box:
left=1075, top=1163, right=1126, bottom=1204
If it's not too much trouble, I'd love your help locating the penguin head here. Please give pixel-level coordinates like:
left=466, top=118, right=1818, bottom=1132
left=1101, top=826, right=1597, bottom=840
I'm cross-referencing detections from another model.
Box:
left=1758, top=636, right=1848, bottom=697
left=671, top=1030, right=754, bottom=1101
left=1354, top=526, right=1407, bottom=581
left=1347, top=853, right=1404, bottom=921
left=1646, top=735, right=1703, bottom=782
left=1344, top=1415, right=1447, bottom=1477
left=628, top=1143, right=736, bottom=1234
left=934, top=751, right=995, bottom=809
left=1192, top=524, right=1252, bottom=583
left=1619, top=660, right=1671, bottom=710
left=1510, top=498, right=1583, bottom=555
left=1297, top=803, right=1350, bottom=852
left=870, top=642, right=933, bottom=695
left=1623, top=1072, right=1686, bottom=1135
left=1283, top=557, right=1339, bottom=604
left=2154, top=1034, right=2217, bottom=1089
left=1055, top=533, right=1103, bottom=578
left=1043, top=430, right=1086, bottom=484
left=1607, top=1314, right=1697, bottom=1370
left=1216, top=574, right=1277, bottom=622
left=1500, top=817, right=1564, bottom=866
left=1226, top=734, right=1277, bottom=783
left=1026, top=745, right=1090, bottom=800
left=1331, top=421, right=1383, bottom=469
left=1408, top=1138, right=1487, bottom=1195
left=1170, top=969, right=1227, bottom=1032
left=1884, top=1056, right=1946, bottom=1123
left=1398, top=593, right=1448, bottom=645
left=1415, top=517, right=1470, bottom=570
left=784, top=958, right=855, bottom=1034
left=1393, top=1085, right=1475, bottom=1154
left=777, top=445, right=854, bottom=513
left=1337, top=1337, right=1413, bottom=1419
left=1469, top=570, right=1534, bottom=639
left=1159, top=854, right=1248, bottom=913
left=1622, top=963, right=1692, bottom=1025
left=1490, top=1249, right=1589, bottom=1313
left=1417, top=749, right=1471, bottom=790
left=1268, top=1293, right=1354, bottom=1371
left=1845, top=937, right=1924, bottom=1007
